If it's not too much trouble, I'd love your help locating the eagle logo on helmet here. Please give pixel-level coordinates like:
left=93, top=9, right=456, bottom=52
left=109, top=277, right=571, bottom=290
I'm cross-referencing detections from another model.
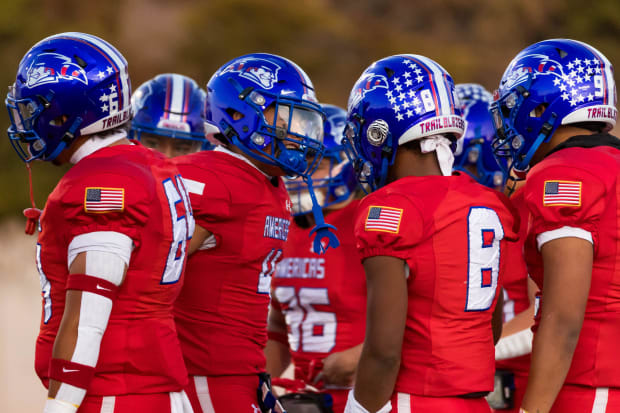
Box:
left=25, top=53, right=88, bottom=89
left=220, top=57, right=281, bottom=89
left=348, top=73, right=389, bottom=110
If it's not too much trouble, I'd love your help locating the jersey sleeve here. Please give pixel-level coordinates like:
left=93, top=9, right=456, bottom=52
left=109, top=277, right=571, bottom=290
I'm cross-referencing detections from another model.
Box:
left=524, top=163, right=607, bottom=249
left=60, top=171, right=152, bottom=245
left=354, top=192, right=424, bottom=261
left=176, top=163, right=231, bottom=229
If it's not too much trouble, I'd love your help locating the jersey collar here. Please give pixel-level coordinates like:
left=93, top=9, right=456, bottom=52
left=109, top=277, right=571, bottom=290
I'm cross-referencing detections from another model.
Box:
left=214, top=145, right=273, bottom=179
left=70, top=129, right=130, bottom=164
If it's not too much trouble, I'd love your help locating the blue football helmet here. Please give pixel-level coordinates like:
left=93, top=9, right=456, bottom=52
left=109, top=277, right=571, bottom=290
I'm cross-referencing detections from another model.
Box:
left=286, top=104, right=357, bottom=215
left=205, top=53, right=337, bottom=253
left=6, top=32, right=132, bottom=162
left=130, top=73, right=210, bottom=151
left=491, top=39, right=617, bottom=172
left=343, top=54, right=465, bottom=191
left=453, top=83, right=506, bottom=188
left=204, top=53, right=325, bottom=178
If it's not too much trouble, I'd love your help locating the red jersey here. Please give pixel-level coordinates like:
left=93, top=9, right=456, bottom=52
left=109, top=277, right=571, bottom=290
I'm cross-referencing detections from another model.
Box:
left=173, top=149, right=291, bottom=376
left=523, top=137, right=620, bottom=388
left=35, top=144, right=191, bottom=395
left=354, top=173, right=518, bottom=397
left=496, top=187, right=531, bottom=375
left=271, top=200, right=367, bottom=382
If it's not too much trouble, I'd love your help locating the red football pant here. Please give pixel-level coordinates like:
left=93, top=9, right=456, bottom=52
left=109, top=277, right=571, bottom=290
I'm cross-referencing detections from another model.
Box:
left=491, top=371, right=528, bottom=413
left=392, top=392, right=491, bottom=413
left=184, top=374, right=260, bottom=413
left=550, top=385, right=620, bottom=413
left=78, top=391, right=192, bottom=413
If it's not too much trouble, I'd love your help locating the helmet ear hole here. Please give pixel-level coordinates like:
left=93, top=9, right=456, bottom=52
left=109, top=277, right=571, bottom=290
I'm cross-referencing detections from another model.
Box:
left=73, top=55, right=87, bottom=68
left=529, top=103, right=548, bottom=118
left=49, top=115, right=69, bottom=127
left=227, top=109, right=244, bottom=121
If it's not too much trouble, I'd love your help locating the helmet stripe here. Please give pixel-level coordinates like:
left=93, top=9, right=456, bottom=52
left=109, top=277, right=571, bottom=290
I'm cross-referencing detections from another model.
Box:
left=182, top=79, right=192, bottom=122
left=414, top=55, right=453, bottom=116
left=169, top=74, right=185, bottom=122
left=65, top=32, right=130, bottom=111
left=164, top=76, right=172, bottom=119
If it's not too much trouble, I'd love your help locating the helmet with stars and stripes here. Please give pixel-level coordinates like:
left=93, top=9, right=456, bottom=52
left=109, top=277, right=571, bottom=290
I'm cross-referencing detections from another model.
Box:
left=342, top=54, right=465, bottom=191
left=490, top=38, right=617, bottom=172
left=6, top=32, right=132, bottom=162
left=130, top=73, right=210, bottom=153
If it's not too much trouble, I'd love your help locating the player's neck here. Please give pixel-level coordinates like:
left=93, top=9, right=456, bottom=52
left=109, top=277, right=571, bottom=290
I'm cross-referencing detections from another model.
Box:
left=388, top=149, right=442, bottom=183
left=530, top=126, right=597, bottom=165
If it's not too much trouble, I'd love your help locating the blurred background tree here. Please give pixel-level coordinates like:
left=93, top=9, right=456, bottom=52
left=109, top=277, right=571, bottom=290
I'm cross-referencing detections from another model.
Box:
left=1, top=0, right=619, bottom=218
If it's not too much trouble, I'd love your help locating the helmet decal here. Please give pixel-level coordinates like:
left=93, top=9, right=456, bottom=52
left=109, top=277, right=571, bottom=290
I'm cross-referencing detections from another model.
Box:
left=25, top=53, right=88, bottom=88
left=220, top=57, right=282, bottom=89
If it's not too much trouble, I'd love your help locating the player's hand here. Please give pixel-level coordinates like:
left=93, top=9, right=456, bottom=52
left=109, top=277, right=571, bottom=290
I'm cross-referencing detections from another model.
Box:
left=316, top=345, right=362, bottom=387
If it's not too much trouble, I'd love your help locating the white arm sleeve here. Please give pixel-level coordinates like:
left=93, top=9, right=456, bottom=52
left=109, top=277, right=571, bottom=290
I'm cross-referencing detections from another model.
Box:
left=55, top=231, right=132, bottom=407
left=67, top=231, right=132, bottom=270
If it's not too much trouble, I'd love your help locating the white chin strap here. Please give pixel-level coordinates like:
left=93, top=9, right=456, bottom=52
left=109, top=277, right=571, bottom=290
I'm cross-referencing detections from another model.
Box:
left=419, top=135, right=454, bottom=176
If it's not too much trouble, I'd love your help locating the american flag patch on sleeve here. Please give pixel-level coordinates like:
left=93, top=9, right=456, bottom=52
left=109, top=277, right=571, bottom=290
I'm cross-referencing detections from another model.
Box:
left=543, top=180, right=582, bottom=206
left=365, top=206, right=403, bottom=233
left=84, top=187, right=125, bottom=213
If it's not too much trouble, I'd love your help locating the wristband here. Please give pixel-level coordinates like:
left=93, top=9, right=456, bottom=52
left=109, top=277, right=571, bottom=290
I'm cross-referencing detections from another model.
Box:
left=66, top=273, right=119, bottom=300
left=49, top=358, right=95, bottom=390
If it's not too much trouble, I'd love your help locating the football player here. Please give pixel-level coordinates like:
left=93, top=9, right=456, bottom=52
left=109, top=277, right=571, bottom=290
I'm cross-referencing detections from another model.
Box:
left=130, top=73, right=210, bottom=157
left=341, top=55, right=518, bottom=413
left=491, top=39, right=620, bottom=413
left=5, top=33, right=194, bottom=412
left=266, top=103, right=365, bottom=413
left=453, top=84, right=536, bottom=412
left=172, top=53, right=334, bottom=413
left=453, top=83, right=506, bottom=191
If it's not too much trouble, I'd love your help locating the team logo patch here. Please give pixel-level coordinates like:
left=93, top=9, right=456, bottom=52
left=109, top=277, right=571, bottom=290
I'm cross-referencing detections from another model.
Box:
left=220, top=57, right=281, bottom=89
left=543, top=180, right=582, bottom=206
left=25, top=53, right=88, bottom=89
left=365, top=206, right=403, bottom=233
left=84, top=187, right=125, bottom=213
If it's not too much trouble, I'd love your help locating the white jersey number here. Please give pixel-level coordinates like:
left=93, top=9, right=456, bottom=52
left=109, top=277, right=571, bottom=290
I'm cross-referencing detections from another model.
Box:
left=258, top=248, right=283, bottom=294
left=161, top=175, right=194, bottom=284
left=465, top=207, right=504, bottom=311
left=274, top=286, right=336, bottom=353
left=36, top=243, right=52, bottom=324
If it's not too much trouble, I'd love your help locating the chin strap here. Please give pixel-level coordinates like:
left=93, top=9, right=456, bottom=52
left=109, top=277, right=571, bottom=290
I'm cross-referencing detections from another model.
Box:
left=305, top=176, right=340, bottom=254
left=24, top=163, right=42, bottom=235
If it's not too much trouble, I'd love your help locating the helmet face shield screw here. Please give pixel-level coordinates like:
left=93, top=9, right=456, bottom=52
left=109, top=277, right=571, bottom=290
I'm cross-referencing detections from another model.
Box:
left=251, top=132, right=265, bottom=146
left=249, top=91, right=266, bottom=106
